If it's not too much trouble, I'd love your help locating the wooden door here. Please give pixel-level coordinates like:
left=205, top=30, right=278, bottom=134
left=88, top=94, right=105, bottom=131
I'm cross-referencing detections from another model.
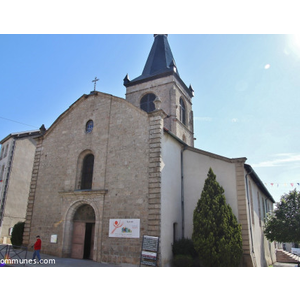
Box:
left=90, top=224, right=95, bottom=259
left=71, top=222, right=86, bottom=259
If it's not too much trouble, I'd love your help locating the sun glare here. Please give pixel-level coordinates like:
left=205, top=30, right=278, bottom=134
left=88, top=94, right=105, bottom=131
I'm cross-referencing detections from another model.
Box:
left=294, top=34, right=300, bottom=48
left=285, top=35, right=300, bottom=58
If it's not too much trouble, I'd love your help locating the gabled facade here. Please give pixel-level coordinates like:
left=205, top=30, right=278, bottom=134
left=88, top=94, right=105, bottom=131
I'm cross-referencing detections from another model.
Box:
left=23, top=92, right=166, bottom=264
left=22, top=34, right=276, bottom=266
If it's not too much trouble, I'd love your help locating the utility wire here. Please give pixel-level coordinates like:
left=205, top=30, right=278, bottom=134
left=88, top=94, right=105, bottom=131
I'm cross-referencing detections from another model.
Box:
left=0, top=116, right=38, bottom=129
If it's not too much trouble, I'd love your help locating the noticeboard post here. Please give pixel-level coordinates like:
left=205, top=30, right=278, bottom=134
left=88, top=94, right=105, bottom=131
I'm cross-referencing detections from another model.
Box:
left=140, top=235, right=159, bottom=267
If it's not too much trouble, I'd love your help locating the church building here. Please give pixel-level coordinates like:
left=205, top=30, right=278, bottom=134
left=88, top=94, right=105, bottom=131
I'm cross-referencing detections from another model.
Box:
left=23, top=34, right=276, bottom=266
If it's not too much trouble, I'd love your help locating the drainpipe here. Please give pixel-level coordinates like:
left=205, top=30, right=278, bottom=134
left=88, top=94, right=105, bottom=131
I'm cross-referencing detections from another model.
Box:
left=245, top=170, right=255, bottom=255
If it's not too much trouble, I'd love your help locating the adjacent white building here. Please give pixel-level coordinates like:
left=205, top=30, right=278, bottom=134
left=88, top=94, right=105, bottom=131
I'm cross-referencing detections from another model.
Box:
left=0, top=129, right=42, bottom=244
left=161, top=129, right=276, bottom=266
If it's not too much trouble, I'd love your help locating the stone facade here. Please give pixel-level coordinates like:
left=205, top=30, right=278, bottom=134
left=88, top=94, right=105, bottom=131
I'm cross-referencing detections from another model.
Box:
left=23, top=92, right=167, bottom=265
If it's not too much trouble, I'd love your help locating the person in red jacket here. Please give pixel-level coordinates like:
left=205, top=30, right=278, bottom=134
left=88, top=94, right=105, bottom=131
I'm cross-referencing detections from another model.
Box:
left=32, top=235, right=42, bottom=263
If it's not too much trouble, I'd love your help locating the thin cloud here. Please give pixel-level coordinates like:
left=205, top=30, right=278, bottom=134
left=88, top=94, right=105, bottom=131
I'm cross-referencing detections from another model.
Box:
left=194, top=117, right=240, bottom=123
left=194, top=117, right=213, bottom=122
left=253, top=153, right=300, bottom=167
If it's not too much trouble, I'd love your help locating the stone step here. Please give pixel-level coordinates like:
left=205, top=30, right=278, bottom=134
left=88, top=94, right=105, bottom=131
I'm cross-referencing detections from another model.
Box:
left=276, top=249, right=300, bottom=264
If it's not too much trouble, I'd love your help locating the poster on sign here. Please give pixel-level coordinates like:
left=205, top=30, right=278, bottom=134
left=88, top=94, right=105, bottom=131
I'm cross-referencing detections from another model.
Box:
left=109, top=219, right=140, bottom=238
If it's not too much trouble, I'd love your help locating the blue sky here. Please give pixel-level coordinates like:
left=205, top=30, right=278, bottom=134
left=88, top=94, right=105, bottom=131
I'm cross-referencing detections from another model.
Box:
left=1, top=34, right=300, bottom=203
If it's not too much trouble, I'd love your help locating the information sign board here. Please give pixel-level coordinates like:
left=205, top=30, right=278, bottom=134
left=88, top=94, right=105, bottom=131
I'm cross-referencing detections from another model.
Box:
left=140, top=235, right=159, bottom=266
left=109, top=219, right=140, bottom=238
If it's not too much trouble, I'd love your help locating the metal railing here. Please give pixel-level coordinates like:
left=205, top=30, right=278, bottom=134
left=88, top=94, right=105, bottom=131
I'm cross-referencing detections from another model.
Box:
left=0, top=244, right=28, bottom=266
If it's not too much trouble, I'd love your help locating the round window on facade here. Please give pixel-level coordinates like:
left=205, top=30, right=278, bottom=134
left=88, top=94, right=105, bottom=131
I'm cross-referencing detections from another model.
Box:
left=86, top=120, right=94, bottom=133
left=140, top=93, right=156, bottom=113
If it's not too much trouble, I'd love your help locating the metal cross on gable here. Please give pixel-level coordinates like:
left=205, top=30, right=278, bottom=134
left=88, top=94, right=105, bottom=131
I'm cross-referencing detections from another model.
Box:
left=92, top=77, right=99, bottom=91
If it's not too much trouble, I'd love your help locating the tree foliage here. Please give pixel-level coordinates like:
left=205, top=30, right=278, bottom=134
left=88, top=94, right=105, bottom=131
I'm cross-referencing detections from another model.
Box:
left=264, top=189, right=300, bottom=243
left=172, top=238, right=198, bottom=258
left=11, top=221, right=25, bottom=247
left=192, top=168, right=243, bottom=267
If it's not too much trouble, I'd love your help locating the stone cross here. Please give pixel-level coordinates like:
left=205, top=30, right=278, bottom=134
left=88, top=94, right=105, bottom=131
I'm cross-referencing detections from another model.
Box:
left=92, top=77, right=99, bottom=91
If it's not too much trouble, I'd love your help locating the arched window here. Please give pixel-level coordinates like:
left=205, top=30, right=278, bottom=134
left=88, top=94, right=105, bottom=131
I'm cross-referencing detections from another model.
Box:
left=81, top=154, right=94, bottom=190
left=180, top=98, right=186, bottom=125
left=140, top=93, right=156, bottom=113
left=86, top=120, right=94, bottom=133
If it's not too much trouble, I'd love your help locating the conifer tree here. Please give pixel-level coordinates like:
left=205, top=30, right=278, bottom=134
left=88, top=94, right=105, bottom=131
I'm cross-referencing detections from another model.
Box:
left=192, top=168, right=243, bottom=266
left=11, top=221, right=25, bottom=247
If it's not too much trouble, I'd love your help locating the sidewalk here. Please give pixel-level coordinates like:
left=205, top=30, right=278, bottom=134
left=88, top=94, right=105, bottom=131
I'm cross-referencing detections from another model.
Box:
left=272, top=262, right=299, bottom=267
left=17, top=250, right=119, bottom=267
left=1, top=246, right=136, bottom=267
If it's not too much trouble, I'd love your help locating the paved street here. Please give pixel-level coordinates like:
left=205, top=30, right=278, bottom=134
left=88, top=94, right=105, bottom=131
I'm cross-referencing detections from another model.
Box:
left=0, top=245, right=136, bottom=267
left=1, top=245, right=298, bottom=267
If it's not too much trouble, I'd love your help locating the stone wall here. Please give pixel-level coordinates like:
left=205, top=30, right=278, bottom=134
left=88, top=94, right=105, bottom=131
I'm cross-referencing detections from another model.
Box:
left=23, top=92, right=165, bottom=265
left=125, top=75, right=194, bottom=147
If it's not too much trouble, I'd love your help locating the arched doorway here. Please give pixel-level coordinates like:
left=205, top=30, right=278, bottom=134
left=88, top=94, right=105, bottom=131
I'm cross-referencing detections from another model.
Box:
left=71, top=204, right=95, bottom=260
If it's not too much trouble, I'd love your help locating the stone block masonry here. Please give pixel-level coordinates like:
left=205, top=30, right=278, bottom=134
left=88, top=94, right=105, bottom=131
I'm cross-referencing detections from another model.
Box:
left=23, top=92, right=169, bottom=266
left=145, top=109, right=166, bottom=266
left=235, top=161, right=254, bottom=267
left=276, top=249, right=300, bottom=264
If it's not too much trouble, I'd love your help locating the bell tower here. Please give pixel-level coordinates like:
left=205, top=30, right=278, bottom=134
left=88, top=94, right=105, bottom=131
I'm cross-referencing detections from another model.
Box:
left=124, top=34, right=195, bottom=147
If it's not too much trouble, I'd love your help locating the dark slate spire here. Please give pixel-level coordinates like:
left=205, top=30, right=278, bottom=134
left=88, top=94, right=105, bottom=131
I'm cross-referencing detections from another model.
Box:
left=124, top=34, right=194, bottom=98
left=141, top=34, right=179, bottom=78
left=124, top=34, right=179, bottom=84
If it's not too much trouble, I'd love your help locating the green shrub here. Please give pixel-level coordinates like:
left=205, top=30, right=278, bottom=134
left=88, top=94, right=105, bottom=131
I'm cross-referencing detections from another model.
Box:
left=173, top=255, right=193, bottom=267
left=172, top=238, right=201, bottom=266
left=11, top=221, right=25, bottom=247
left=172, top=238, right=198, bottom=258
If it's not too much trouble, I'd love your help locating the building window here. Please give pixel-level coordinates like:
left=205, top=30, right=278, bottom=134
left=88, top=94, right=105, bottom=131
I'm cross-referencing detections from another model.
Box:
left=258, top=192, right=262, bottom=227
left=140, top=93, right=156, bottom=113
left=81, top=154, right=94, bottom=190
left=180, top=98, right=186, bottom=125
left=0, top=165, right=4, bottom=181
left=86, top=120, right=94, bottom=133
left=265, top=199, right=269, bottom=215
left=4, top=145, right=8, bottom=158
